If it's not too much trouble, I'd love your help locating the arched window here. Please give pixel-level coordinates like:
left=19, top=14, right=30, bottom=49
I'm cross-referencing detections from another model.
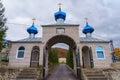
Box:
left=17, top=46, right=25, bottom=58
left=96, top=46, right=104, bottom=58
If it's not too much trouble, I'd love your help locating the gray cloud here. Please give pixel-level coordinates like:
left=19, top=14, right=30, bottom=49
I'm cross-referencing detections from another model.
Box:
left=2, top=0, right=120, bottom=47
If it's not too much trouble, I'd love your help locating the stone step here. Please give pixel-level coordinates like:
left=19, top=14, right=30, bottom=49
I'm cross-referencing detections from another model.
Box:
left=17, top=74, right=37, bottom=78
left=85, top=72, right=103, bottom=75
left=19, top=72, right=35, bottom=75
left=83, top=69, right=108, bottom=80
left=16, top=76, right=37, bottom=79
left=23, top=68, right=36, bottom=71
left=87, top=75, right=107, bottom=78
left=15, top=79, right=37, bottom=80
left=19, top=71, right=36, bottom=75
left=87, top=74, right=105, bottom=78
left=88, top=77, right=108, bottom=80
left=19, top=73, right=37, bottom=75
left=16, top=68, right=38, bottom=80
left=20, top=70, right=35, bottom=73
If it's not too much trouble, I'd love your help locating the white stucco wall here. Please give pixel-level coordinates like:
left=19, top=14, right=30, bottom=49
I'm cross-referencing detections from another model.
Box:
left=9, top=24, right=113, bottom=69
left=9, top=42, right=43, bottom=68
left=80, top=42, right=113, bottom=68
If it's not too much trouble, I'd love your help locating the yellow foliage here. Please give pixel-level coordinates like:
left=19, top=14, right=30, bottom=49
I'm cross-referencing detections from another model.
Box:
left=114, top=48, right=120, bottom=55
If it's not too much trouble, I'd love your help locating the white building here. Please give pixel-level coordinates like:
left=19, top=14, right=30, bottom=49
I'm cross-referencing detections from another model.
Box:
left=9, top=6, right=114, bottom=75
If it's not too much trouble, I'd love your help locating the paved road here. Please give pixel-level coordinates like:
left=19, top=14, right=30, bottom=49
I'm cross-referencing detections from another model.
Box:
left=46, top=64, right=78, bottom=80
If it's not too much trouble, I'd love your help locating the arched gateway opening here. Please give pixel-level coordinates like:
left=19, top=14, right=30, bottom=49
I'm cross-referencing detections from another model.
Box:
left=46, top=35, right=76, bottom=48
left=43, top=35, right=81, bottom=78
left=46, top=35, right=76, bottom=69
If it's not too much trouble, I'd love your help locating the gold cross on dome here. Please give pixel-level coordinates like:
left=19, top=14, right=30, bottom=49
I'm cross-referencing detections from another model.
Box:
left=32, top=18, right=36, bottom=23
left=85, top=18, right=88, bottom=21
left=58, top=3, right=62, bottom=8
left=85, top=18, right=89, bottom=24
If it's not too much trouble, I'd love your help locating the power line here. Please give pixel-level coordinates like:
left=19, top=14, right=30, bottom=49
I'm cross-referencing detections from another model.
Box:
left=93, top=34, right=110, bottom=40
left=6, top=22, right=42, bottom=27
left=5, top=22, right=84, bottom=29
left=6, top=22, right=30, bottom=26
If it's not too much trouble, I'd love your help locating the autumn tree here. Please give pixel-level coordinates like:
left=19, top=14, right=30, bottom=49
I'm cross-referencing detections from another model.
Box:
left=114, top=48, right=120, bottom=61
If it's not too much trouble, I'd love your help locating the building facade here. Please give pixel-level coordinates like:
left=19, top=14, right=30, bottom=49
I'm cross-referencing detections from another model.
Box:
left=9, top=6, right=113, bottom=70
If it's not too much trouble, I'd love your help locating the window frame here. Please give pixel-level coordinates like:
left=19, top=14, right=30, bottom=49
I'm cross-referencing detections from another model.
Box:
left=96, top=46, right=105, bottom=59
left=56, top=28, right=65, bottom=34
left=16, top=46, right=25, bottom=59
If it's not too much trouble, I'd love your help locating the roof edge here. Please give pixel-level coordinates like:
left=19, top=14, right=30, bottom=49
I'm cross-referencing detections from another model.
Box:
left=80, top=41, right=110, bottom=43
left=12, top=41, right=42, bottom=43
left=42, top=24, right=79, bottom=27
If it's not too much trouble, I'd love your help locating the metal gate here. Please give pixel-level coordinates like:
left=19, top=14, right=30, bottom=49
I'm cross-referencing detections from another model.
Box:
left=43, top=47, right=46, bottom=80
left=76, top=48, right=82, bottom=80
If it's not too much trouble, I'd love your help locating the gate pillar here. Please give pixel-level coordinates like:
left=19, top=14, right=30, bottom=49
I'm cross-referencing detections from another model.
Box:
left=76, top=47, right=82, bottom=80
left=42, top=46, right=46, bottom=80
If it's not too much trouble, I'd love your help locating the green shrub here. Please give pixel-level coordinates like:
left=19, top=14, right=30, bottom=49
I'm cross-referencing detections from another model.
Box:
left=1, top=59, right=9, bottom=62
left=61, top=61, right=65, bottom=64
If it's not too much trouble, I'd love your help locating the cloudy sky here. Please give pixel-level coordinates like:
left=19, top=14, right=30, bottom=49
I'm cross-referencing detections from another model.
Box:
left=1, top=0, right=120, bottom=47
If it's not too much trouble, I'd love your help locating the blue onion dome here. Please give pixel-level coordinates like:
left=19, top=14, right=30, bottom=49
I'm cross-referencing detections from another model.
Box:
left=27, top=23, right=38, bottom=34
left=82, top=22, right=94, bottom=34
left=54, top=8, right=66, bottom=21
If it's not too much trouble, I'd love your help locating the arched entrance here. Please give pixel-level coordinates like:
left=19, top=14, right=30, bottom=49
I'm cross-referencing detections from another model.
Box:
left=30, top=46, right=40, bottom=67
left=82, top=46, right=90, bottom=68
left=42, top=35, right=81, bottom=79
left=82, top=46, right=94, bottom=68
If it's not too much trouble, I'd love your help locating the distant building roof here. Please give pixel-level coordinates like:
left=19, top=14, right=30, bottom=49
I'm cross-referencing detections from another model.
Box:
left=80, top=37, right=110, bottom=43
left=12, top=37, right=42, bottom=43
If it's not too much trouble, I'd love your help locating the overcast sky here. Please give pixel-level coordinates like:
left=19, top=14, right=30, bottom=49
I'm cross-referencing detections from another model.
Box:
left=1, top=0, right=120, bottom=47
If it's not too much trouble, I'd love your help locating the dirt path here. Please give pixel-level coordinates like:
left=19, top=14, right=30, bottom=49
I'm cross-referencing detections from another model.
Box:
left=46, top=64, right=78, bottom=80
